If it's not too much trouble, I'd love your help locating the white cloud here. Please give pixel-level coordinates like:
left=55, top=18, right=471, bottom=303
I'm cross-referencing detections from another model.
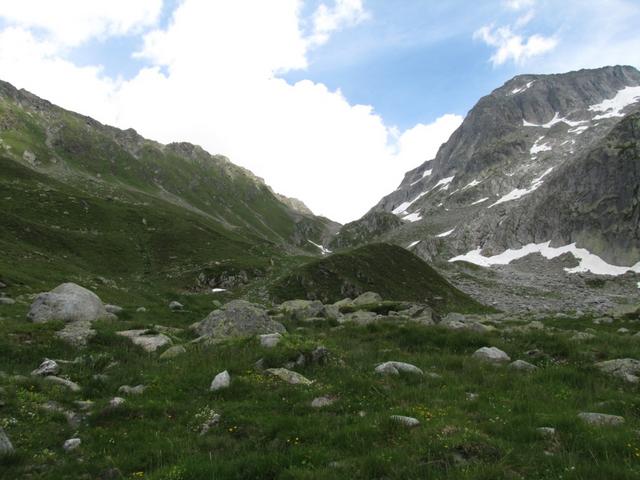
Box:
left=474, top=24, right=557, bottom=66
left=0, top=0, right=162, bottom=47
left=309, top=0, right=370, bottom=46
left=504, top=0, right=535, bottom=10
left=0, top=0, right=457, bottom=224
left=394, top=114, right=463, bottom=167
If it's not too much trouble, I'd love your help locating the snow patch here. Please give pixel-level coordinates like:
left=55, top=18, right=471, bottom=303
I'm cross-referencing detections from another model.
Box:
left=436, top=175, right=455, bottom=191
left=407, top=240, right=421, bottom=249
left=308, top=240, right=332, bottom=255
left=462, top=179, right=481, bottom=190
left=470, top=197, right=489, bottom=206
left=402, top=212, right=422, bottom=222
left=589, top=86, right=640, bottom=120
left=436, top=228, right=455, bottom=238
left=393, top=176, right=455, bottom=215
left=489, top=168, right=553, bottom=208
left=568, top=125, right=589, bottom=135
left=523, top=112, right=588, bottom=129
left=530, top=136, right=552, bottom=155
left=449, top=241, right=640, bottom=276
left=410, top=169, right=433, bottom=186
left=510, top=81, right=535, bottom=95
left=211, top=288, right=227, bottom=293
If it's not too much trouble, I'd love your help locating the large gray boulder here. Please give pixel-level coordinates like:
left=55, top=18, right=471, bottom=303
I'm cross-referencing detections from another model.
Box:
left=191, top=300, right=285, bottom=339
left=375, top=361, right=424, bottom=376
left=27, top=283, right=111, bottom=323
left=353, top=292, right=383, bottom=305
left=595, top=358, right=640, bottom=383
left=578, top=412, right=625, bottom=427
left=472, top=347, right=511, bottom=364
left=279, top=300, right=323, bottom=320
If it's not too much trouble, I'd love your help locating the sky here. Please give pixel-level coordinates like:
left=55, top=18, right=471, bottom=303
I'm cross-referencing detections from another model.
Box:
left=0, top=0, right=639, bottom=223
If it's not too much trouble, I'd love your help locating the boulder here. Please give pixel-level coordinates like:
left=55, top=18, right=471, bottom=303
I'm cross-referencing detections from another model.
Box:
left=118, top=385, right=146, bottom=395
left=265, top=368, right=313, bottom=385
left=570, top=332, right=596, bottom=341
left=320, top=304, right=342, bottom=321
left=63, top=438, right=81, bottom=452
left=508, top=360, right=538, bottom=372
left=353, top=292, right=383, bottom=305
left=595, top=358, right=640, bottom=383
left=578, top=412, right=624, bottom=427
left=159, top=345, right=187, bottom=360
left=108, top=397, right=126, bottom=409
left=27, top=283, right=111, bottom=323
left=56, top=320, right=96, bottom=347
left=339, top=311, right=377, bottom=325
left=280, top=300, right=323, bottom=320
left=31, top=359, right=60, bottom=377
left=375, top=361, right=423, bottom=376
left=191, top=300, right=285, bottom=340
left=116, top=329, right=172, bottom=352
left=311, top=395, right=338, bottom=408
left=536, top=427, right=556, bottom=437
left=259, top=333, right=283, bottom=348
left=169, top=301, right=184, bottom=311
left=43, top=376, right=81, bottom=392
left=390, top=415, right=420, bottom=427
left=472, top=347, right=510, bottom=364
left=0, top=427, right=13, bottom=455
left=333, top=298, right=353, bottom=308
left=210, top=370, right=231, bottom=391
left=0, top=297, right=15, bottom=305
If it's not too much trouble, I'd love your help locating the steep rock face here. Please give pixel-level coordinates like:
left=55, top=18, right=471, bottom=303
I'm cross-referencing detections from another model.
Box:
left=329, top=211, right=403, bottom=250
left=351, top=66, right=640, bottom=268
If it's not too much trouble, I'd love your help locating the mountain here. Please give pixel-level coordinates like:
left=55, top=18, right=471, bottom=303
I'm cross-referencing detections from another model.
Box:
left=333, top=66, right=640, bottom=275
left=0, top=79, right=339, bottom=292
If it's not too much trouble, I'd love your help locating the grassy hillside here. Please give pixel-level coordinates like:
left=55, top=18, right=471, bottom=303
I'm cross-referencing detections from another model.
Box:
left=269, top=243, right=490, bottom=314
left=1, top=293, right=639, bottom=479
left=0, top=79, right=335, bottom=253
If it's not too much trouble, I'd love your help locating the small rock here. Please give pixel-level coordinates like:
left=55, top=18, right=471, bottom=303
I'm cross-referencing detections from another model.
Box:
left=63, top=438, right=81, bottom=452
left=117, top=329, right=172, bottom=352
left=265, top=368, right=313, bottom=385
left=311, top=395, right=338, bottom=408
left=73, top=400, right=94, bottom=411
left=43, top=375, right=81, bottom=392
left=159, top=345, right=187, bottom=360
left=259, top=333, right=282, bottom=348
left=593, top=316, right=613, bottom=325
left=570, top=332, right=596, bottom=341
left=0, top=427, right=14, bottom=455
left=210, top=370, right=231, bottom=391
left=0, top=281, right=6, bottom=288
left=578, top=412, right=624, bottom=427
left=108, top=397, right=126, bottom=409
left=136, top=307, right=147, bottom=313
left=617, top=327, right=630, bottom=334
left=118, top=385, right=146, bottom=395
left=0, top=297, right=15, bottom=305
left=31, top=359, right=60, bottom=376
left=105, top=304, right=123, bottom=315
left=509, top=360, right=537, bottom=372
left=472, top=347, right=511, bottom=364
left=375, top=361, right=423, bottom=376
left=311, top=346, right=330, bottom=364
left=390, top=415, right=420, bottom=427
left=169, top=301, right=184, bottom=311
left=536, top=427, right=556, bottom=437
left=466, top=392, right=479, bottom=401
left=199, top=412, right=221, bottom=435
